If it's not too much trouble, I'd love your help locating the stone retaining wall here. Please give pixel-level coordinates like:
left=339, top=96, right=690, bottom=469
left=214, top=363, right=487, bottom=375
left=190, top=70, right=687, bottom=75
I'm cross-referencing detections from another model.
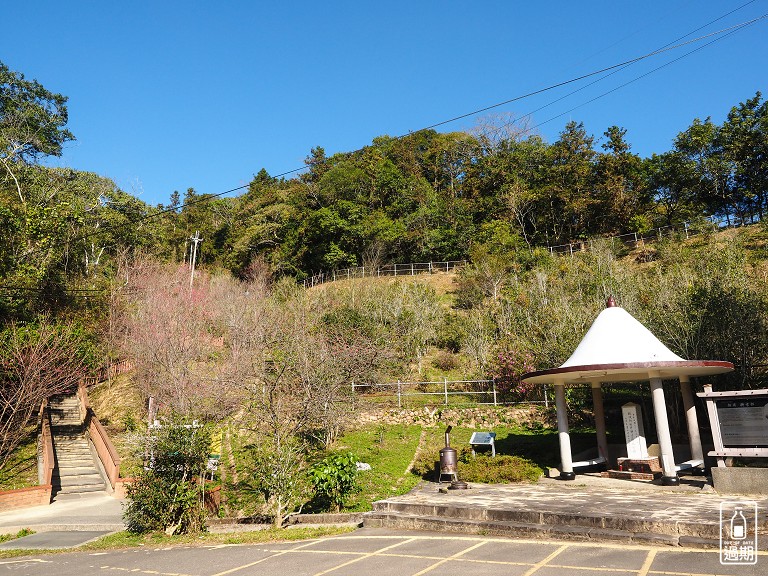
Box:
left=355, top=405, right=550, bottom=429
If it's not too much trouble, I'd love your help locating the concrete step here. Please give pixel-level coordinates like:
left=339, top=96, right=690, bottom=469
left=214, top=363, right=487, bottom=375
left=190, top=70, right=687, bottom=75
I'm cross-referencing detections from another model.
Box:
left=366, top=500, right=728, bottom=550
left=56, top=464, right=98, bottom=476
left=54, top=473, right=105, bottom=487
left=54, top=483, right=107, bottom=495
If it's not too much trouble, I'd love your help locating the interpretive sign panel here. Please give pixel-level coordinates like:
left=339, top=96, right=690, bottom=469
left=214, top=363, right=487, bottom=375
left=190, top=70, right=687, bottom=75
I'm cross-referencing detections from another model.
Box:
left=715, top=398, right=768, bottom=447
left=469, top=432, right=496, bottom=457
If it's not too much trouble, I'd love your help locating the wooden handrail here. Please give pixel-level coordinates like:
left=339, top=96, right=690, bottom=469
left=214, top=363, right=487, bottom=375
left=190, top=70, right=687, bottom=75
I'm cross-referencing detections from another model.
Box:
left=86, top=408, right=121, bottom=488
left=77, top=381, right=122, bottom=489
left=38, top=402, right=54, bottom=486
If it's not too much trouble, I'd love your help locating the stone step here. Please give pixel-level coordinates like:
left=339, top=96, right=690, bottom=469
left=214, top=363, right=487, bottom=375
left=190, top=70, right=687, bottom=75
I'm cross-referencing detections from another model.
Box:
left=55, top=482, right=107, bottom=495
left=54, top=447, right=91, bottom=454
left=55, top=465, right=100, bottom=477
left=54, top=473, right=105, bottom=487
left=363, top=511, right=724, bottom=550
left=367, top=500, right=732, bottom=548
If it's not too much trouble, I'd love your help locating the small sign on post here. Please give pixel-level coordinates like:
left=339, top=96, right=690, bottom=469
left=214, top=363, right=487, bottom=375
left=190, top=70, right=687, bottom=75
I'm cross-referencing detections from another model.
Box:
left=469, top=432, right=496, bottom=457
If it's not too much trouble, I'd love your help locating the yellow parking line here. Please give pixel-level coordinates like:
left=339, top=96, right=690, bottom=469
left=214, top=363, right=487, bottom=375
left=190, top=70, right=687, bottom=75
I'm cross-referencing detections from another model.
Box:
left=521, top=544, right=569, bottom=576
left=410, top=541, right=488, bottom=576
left=210, top=539, right=319, bottom=576
left=312, top=537, right=417, bottom=576
left=637, top=550, right=657, bottom=576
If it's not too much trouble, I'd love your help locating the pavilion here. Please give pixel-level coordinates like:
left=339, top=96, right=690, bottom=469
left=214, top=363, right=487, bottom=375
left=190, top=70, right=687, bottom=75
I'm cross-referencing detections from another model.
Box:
left=521, top=297, right=733, bottom=485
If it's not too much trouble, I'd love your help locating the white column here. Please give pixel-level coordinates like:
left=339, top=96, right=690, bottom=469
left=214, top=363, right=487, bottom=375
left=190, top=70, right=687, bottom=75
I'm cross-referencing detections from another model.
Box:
left=554, top=382, right=575, bottom=480
left=679, top=375, right=704, bottom=462
left=649, top=374, right=678, bottom=485
left=591, top=382, right=609, bottom=466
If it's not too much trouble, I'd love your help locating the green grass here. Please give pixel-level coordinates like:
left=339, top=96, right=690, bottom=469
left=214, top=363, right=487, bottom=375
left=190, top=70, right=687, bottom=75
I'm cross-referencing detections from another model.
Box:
left=0, top=432, right=38, bottom=491
left=0, top=529, right=35, bottom=544
left=332, top=424, right=423, bottom=511
left=413, top=424, right=600, bottom=476
left=0, top=526, right=354, bottom=558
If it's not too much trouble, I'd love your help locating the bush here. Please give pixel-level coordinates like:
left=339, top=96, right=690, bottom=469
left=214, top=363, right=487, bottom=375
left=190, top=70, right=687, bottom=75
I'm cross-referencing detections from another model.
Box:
left=124, top=419, right=211, bottom=535
left=310, top=452, right=359, bottom=512
left=458, top=454, right=542, bottom=483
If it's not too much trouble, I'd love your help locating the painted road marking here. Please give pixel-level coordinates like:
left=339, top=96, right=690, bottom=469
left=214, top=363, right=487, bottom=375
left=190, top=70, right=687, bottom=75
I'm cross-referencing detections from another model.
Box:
left=312, top=537, right=417, bottom=576
left=521, top=544, right=569, bottom=576
left=410, top=541, right=488, bottom=576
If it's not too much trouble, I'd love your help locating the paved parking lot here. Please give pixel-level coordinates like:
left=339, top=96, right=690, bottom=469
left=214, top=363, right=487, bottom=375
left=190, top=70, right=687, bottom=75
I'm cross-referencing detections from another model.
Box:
left=1, top=528, right=765, bottom=576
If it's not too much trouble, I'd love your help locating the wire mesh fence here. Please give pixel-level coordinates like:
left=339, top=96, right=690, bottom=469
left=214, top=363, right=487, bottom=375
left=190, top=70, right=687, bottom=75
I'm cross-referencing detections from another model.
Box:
left=351, top=378, right=552, bottom=409
left=303, top=261, right=466, bottom=288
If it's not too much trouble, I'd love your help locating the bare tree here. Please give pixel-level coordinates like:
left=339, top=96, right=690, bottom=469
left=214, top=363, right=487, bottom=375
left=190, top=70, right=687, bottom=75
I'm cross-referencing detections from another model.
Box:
left=0, top=319, right=86, bottom=470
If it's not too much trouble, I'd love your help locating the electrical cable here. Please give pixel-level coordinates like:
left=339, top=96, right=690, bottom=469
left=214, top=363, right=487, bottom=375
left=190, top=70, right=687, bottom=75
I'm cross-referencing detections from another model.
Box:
left=5, top=12, right=767, bottom=280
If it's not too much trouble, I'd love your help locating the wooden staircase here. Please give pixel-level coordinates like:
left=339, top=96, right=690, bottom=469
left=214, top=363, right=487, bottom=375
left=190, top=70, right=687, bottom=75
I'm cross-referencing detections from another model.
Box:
left=48, top=394, right=107, bottom=496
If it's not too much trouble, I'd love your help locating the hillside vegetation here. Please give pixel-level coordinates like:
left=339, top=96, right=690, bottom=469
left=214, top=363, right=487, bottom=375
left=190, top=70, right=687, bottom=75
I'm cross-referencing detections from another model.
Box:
left=2, top=59, right=768, bottom=529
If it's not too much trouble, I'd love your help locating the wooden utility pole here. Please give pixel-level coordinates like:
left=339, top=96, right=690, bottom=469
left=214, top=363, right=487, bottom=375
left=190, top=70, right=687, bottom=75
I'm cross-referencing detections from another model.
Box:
left=189, top=231, right=203, bottom=290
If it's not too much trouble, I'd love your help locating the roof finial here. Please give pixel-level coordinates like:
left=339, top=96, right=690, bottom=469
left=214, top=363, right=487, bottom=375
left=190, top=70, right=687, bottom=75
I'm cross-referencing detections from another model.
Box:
left=606, top=295, right=617, bottom=308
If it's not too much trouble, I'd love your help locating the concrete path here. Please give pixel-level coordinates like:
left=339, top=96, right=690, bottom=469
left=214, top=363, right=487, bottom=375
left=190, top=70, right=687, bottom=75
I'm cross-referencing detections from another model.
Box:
left=2, top=528, right=765, bottom=575
left=367, top=474, right=768, bottom=548
left=0, top=492, right=125, bottom=549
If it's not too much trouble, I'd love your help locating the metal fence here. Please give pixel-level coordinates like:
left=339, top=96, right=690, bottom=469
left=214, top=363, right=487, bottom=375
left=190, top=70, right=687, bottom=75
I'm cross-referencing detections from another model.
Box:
left=351, top=378, right=551, bottom=409
left=302, top=217, right=760, bottom=288
left=303, top=260, right=466, bottom=288
left=546, top=216, right=755, bottom=257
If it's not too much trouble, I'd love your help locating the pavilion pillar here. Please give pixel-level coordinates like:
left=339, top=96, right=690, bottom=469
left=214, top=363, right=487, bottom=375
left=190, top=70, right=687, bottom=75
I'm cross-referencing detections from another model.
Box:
left=554, top=382, right=575, bottom=480
left=649, top=374, right=679, bottom=485
left=679, top=375, right=704, bottom=463
left=591, top=382, right=609, bottom=466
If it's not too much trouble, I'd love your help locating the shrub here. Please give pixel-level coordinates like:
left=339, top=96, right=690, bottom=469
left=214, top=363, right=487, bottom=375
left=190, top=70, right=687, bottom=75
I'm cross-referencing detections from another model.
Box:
left=241, top=437, right=311, bottom=528
left=310, top=452, right=359, bottom=512
left=124, top=419, right=211, bottom=534
left=458, top=454, right=542, bottom=483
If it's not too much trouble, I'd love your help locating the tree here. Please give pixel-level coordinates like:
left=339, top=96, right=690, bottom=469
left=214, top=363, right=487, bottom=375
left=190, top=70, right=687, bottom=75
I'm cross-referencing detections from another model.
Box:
left=0, top=61, right=74, bottom=203
left=0, top=319, right=87, bottom=470
left=591, top=126, right=646, bottom=233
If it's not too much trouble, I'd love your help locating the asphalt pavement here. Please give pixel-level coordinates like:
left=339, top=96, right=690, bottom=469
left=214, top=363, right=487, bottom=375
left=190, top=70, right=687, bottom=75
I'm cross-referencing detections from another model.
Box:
left=1, top=528, right=764, bottom=576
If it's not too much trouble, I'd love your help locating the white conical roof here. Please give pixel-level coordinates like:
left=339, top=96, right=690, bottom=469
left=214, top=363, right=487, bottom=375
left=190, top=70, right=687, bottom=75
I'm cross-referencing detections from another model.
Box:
left=561, top=305, right=684, bottom=367
left=521, top=297, right=734, bottom=384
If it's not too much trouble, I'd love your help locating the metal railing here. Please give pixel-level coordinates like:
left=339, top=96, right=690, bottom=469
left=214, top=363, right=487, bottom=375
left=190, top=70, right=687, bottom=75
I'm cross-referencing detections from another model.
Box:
left=351, top=378, right=550, bottom=408
left=303, top=260, right=466, bottom=288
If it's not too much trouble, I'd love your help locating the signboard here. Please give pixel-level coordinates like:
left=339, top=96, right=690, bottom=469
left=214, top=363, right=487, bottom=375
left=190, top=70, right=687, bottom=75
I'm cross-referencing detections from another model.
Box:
left=469, top=432, right=496, bottom=457
left=469, top=432, right=496, bottom=445
left=715, top=398, right=768, bottom=447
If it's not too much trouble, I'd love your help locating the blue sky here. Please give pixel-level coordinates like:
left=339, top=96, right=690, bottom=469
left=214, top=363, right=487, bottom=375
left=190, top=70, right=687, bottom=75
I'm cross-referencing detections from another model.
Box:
left=3, top=1, right=766, bottom=206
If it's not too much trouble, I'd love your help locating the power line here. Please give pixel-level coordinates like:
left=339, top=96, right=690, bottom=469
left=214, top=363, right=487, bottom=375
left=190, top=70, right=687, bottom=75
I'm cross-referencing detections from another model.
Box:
left=9, top=12, right=768, bottom=270
left=482, top=1, right=764, bottom=141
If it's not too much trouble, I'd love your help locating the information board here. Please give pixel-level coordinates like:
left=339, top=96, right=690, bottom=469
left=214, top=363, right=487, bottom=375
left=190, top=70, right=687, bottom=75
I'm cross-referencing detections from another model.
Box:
left=469, top=432, right=496, bottom=445
left=716, top=398, right=768, bottom=447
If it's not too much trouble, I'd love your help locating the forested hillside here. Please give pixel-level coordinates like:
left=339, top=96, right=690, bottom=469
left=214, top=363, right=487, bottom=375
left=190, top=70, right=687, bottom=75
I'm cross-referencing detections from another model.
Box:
left=1, top=58, right=767, bottom=378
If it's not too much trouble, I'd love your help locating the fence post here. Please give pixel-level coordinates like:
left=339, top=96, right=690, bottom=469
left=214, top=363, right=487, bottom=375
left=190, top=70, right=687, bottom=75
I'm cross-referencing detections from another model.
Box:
left=351, top=381, right=355, bottom=393
left=361, top=266, right=364, bottom=278
left=684, top=222, right=689, bottom=239
left=429, top=261, right=433, bottom=274
left=446, top=261, right=449, bottom=272
left=397, top=380, right=401, bottom=408
left=492, top=378, right=497, bottom=406
left=347, top=269, right=350, bottom=279
left=394, top=264, right=397, bottom=277
left=377, top=267, right=380, bottom=278
left=411, top=263, right=414, bottom=275
left=444, top=378, right=449, bottom=406
left=544, top=385, right=549, bottom=409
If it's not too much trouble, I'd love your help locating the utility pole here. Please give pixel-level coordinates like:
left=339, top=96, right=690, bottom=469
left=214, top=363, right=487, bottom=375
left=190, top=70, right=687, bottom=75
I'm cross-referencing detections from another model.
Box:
left=189, top=231, right=203, bottom=290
